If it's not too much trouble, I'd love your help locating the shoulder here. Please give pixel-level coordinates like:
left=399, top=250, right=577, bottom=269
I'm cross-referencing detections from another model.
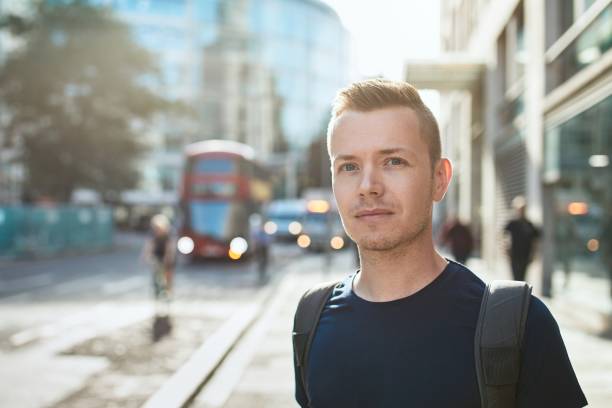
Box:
left=517, top=296, right=587, bottom=407
left=447, top=261, right=485, bottom=290
left=521, top=295, right=566, bottom=360
left=431, top=261, right=485, bottom=307
left=295, top=278, right=345, bottom=311
left=524, top=295, right=558, bottom=336
left=299, top=279, right=343, bottom=299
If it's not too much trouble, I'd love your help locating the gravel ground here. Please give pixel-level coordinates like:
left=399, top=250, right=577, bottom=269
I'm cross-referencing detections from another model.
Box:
left=54, top=311, right=223, bottom=408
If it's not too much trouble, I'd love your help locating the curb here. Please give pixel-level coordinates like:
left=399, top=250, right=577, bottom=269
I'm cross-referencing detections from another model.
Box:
left=142, top=259, right=292, bottom=408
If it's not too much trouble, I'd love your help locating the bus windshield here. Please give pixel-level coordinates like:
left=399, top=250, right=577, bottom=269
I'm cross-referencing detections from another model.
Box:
left=189, top=202, right=230, bottom=239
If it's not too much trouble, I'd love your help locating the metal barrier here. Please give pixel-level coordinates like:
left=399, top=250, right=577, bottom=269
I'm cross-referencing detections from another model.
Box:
left=0, top=205, right=114, bottom=258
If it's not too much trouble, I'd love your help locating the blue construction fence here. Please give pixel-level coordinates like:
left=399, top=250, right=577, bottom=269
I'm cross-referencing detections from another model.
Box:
left=0, top=205, right=114, bottom=258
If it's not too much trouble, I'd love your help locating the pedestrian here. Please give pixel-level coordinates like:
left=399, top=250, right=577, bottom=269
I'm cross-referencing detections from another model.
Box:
left=439, top=214, right=474, bottom=264
left=292, top=79, right=586, bottom=407
left=250, top=213, right=271, bottom=283
left=141, top=214, right=176, bottom=301
left=504, top=196, right=540, bottom=281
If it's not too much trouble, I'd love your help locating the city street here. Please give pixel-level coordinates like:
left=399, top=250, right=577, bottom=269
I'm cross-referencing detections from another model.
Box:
left=0, top=0, right=609, bottom=407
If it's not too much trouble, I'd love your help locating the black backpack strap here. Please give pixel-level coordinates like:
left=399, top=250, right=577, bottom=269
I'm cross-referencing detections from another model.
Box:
left=474, top=280, right=532, bottom=408
left=292, top=280, right=339, bottom=406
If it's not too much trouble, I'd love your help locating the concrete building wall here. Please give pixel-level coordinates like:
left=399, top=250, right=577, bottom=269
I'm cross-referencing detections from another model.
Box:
left=409, top=0, right=611, bottom=297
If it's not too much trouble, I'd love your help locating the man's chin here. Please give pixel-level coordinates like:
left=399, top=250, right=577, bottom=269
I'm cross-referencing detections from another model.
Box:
left=356, top=237, right=401, bottom=252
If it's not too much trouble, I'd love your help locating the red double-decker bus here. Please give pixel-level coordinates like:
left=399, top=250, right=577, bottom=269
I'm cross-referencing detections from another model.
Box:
left=177, top=140, right=272, bottom=260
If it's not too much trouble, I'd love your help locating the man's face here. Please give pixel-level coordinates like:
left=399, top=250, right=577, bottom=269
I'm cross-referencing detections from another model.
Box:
left=329, top=107, right=450, bottom=251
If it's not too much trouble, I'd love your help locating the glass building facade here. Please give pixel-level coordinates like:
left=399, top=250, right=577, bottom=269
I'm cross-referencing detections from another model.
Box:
left=247, top=0, right=349, bottom=147
left=545, top=95, right=611, bottom=290
left=543, top=0, right=611, bottom=297
left=92, top=0, right=348, bottom=148
left=86, top=0, right=348, bottom=198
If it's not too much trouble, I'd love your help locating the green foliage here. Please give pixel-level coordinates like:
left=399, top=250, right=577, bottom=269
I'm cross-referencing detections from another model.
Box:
left=0, top=1, right=179, bottom=201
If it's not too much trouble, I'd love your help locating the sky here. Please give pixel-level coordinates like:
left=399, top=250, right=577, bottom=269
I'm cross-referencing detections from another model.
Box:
left=321, top=0, right=441, bottom=115
left=321, top=0, right=441, bottom=80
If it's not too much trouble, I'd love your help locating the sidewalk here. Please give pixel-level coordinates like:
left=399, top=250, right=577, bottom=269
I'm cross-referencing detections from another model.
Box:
left=191, top=253, right=347, bottom=408
left=192, top=252, right=612, bottom=408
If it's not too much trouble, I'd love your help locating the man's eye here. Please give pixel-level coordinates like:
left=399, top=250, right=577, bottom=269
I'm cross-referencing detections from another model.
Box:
left=386, top=157, right=405, bottom=166
left=339, top=163, right=357, bottom=172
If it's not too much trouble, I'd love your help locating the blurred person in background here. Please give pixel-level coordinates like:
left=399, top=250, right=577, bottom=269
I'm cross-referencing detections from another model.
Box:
left=250, top=213, right=271, bottom=283
left=439, top=214, right=474, bottom=265
left=504, top=196, right=540, bottom=281
left=141, top=214, right=176, bottom=301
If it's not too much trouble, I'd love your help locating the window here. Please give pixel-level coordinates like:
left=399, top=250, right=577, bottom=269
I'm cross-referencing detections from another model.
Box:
left=192, top=158, right=235, bottom=174
left=546, top=4, right=611, bottom=92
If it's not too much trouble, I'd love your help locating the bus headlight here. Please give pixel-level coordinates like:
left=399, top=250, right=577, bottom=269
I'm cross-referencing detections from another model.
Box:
left=177, top=236, right=195, bottom=254
left=228, top=249, right=242, bottom=260
left=330, top=236, right=344, bottom=250
left=230, top=237, right=248, bottom=255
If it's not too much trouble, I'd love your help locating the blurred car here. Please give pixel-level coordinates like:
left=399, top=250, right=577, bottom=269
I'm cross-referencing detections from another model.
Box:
left=263, top=199, right=307, bottom=242
left=298, top=200, right=348, bottom=252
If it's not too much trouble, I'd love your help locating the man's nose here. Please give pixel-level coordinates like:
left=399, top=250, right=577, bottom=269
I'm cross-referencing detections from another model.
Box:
left=358, top=166, right=384, bottom=197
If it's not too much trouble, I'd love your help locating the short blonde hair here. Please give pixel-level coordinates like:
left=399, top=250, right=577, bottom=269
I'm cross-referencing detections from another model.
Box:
left=327, top=78, right=441, bottom=169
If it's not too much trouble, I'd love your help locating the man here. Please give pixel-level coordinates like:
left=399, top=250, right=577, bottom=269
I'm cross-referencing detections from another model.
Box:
left=293, top=79, right=586, bottom=407
left=504, top=196, right=540, bottom=281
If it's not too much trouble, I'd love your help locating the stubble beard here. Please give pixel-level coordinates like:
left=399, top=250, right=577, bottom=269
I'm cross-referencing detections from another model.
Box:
left=355, top=212, right=431, bottom=252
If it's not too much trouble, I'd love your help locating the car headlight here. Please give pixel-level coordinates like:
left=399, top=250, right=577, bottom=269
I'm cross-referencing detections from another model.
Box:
left=264, top=221, right=277, bottom=235
left=330, top=236, right=344, bottom=250
left=297, top=234, right=311, bottom=248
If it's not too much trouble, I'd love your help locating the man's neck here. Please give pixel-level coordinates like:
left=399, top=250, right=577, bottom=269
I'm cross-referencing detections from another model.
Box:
left=354, top=232, right=448, bottom=302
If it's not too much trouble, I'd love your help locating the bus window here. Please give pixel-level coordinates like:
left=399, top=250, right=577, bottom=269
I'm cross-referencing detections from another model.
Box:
left=192, top=158, right=235, bottom=174
left=191, top=182, right=237, bottom=197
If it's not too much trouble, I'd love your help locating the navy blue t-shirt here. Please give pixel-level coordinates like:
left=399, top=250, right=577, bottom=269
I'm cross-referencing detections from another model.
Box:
left=295, top=260, right=587, bottom=407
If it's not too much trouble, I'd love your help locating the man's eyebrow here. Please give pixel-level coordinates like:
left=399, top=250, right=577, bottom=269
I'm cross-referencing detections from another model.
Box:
left=377, top=148, right=414, bottom=156
left=377, top=148, right=419, bottom=160
left=332, top=154, right=357, bottom=163
left=332, top=148, right=418, bottom=163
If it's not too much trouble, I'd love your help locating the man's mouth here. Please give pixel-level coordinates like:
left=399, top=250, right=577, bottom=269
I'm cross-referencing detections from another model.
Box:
left=355, top=209, right=394, bottom=219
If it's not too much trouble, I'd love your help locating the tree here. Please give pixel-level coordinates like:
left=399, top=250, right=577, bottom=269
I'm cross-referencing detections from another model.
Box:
left=0, top=1, right=180, bottom=201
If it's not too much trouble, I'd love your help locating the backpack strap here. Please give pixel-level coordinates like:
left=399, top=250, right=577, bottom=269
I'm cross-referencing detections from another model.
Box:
left=474, top=280, right=532, bottom=408
left=292, top=280, right=340, bottom=407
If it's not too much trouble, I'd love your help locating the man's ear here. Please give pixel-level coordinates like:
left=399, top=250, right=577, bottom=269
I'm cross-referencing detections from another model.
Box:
left=432, top=158, right=452, bottom=202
